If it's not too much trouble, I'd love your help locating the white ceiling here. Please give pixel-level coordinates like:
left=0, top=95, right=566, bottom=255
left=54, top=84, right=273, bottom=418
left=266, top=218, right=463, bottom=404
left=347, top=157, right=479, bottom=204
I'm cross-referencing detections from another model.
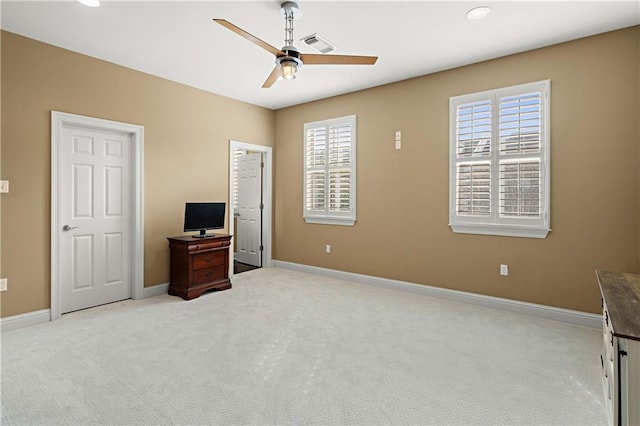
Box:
left=1, top=1, right=639, bottom=110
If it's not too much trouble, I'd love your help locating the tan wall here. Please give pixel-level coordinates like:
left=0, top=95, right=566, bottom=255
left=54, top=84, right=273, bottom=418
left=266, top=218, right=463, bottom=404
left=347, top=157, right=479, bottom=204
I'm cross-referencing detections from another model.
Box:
left=1, top=27, right=638, bottom=319
left=274, top=26, right=640, bottom=314
left=0, top=31, right=275, bottom=317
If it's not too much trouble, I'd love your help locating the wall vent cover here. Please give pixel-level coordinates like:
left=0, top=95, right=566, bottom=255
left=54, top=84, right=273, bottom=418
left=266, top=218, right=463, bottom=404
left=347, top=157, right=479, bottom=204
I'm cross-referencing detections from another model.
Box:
left=301, top=33, right=337, bottom=54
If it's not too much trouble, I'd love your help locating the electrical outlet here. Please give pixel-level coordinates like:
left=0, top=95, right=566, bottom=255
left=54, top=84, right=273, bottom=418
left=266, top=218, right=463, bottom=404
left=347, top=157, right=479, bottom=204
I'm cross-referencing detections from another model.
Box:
left=395, top=140, right=402, bottom=150
left=0, top=278, right=7, bottom=292
left=395, top=130, right=401, bottom=140
left=500, top=264, right=509, bottom=276
left=325, top=244, right=331, bottom=254
left=0, top=180, right=8, bottom=194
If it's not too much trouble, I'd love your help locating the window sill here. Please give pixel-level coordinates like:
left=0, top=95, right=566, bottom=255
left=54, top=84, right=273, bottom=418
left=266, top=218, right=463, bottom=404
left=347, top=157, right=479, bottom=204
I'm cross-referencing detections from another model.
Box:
left=450, top=223, right=550, bottom=239
left=304, top=216, right=356, bottom=226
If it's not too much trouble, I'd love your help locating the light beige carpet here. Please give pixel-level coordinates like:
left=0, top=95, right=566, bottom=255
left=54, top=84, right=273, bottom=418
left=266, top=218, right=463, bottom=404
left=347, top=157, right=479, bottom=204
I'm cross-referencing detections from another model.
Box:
left=1, top=267, right=606, bottom=425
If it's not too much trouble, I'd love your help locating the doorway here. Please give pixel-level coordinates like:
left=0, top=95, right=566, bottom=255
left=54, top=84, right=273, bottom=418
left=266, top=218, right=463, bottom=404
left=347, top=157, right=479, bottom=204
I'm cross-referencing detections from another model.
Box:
left=51, top=112, right=144, bottom=320
left=229, top=141, right=272, bottom=275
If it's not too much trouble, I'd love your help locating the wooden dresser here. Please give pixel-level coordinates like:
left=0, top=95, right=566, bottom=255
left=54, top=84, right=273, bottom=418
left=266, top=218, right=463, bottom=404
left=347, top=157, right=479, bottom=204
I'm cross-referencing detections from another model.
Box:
left=597, top=270, right=640, bottom=426
left=167, top=234, right=232, bottom=300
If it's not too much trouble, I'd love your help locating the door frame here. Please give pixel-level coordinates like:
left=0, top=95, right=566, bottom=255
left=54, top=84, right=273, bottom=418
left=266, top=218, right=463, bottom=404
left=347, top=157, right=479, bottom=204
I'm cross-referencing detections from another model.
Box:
left=228, top=140, right=273, bottom=274
left=50, top=111, right=144, bottom=320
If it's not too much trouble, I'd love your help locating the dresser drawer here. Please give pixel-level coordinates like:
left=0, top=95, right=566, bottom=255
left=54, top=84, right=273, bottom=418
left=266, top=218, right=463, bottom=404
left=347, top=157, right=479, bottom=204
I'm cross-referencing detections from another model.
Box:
left=193, top=266, right=225, bottom=284
left=189, top=239, right=230, bottom=252
left=193, top=252, right=225, bottom=270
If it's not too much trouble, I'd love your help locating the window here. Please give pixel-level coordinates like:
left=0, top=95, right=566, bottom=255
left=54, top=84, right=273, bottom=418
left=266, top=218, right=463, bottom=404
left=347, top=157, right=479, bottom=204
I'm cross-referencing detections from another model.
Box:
left=303, top=115, right=356, bottom=226
left=449, top=80, right=550, bottom=238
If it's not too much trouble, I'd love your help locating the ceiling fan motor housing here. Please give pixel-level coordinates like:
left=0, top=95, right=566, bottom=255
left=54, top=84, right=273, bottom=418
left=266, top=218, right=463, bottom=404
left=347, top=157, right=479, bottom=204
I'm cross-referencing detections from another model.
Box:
left=277, top=48, right=303, bottom=68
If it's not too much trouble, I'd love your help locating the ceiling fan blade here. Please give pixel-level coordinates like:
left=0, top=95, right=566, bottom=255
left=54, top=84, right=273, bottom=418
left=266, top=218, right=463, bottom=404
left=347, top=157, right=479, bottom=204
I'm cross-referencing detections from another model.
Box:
left=213, top=19, right=282, bottom=57
left=300, top=53, right=378, bottom=65
left=262, top=66, right=281, bottom=88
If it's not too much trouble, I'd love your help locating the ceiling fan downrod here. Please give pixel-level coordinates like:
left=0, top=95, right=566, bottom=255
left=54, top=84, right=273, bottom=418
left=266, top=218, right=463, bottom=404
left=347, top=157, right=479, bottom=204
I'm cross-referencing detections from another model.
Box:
left=280, top=1, right=300, bottom=50
left=278, top=1, right=302, bottom=80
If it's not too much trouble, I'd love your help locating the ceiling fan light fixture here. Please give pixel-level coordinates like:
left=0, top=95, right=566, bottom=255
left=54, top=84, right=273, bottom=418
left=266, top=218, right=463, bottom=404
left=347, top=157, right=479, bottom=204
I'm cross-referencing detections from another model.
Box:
left=281, top=60, right=298, bottom=80
left=466, top=6, right=491, bottom=20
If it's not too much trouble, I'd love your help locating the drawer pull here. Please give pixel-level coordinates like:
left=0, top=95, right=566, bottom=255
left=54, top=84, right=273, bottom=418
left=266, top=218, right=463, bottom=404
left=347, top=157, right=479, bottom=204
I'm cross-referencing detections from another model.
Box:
left=610, top=331, right=614, bottom=347
left=205, top=272, right=213, bottom=277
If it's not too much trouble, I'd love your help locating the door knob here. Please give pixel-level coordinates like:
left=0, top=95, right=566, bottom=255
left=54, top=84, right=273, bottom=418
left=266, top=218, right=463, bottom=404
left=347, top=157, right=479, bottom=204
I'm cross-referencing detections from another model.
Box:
left=62, top=225, right=79, bottom=231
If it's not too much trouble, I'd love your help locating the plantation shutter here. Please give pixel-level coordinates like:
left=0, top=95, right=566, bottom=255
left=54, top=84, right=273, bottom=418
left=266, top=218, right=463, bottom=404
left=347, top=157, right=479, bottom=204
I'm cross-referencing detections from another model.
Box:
left=456, top=100, right=491, bottom=158
left=456, top=162, right=491, bottom=216
left=305, top=127, right=327, bottom=212
left=455, top=100, right=492, bottom=217
left=328, top=122, right=352, bottom=213
left=499, top=161, right=540, bottom=217
left=498, top=91, right=542, bottom=219
left=304, top=115, right=356, bottom=225
left=449, top=80, right=550, bottom=238
left=231, top=147, right=247, bottom=211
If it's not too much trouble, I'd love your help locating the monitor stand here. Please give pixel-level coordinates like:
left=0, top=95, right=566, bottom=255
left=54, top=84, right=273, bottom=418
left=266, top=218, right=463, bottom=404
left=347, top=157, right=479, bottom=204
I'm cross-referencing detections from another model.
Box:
left=192, top=229, right=209, bottom=239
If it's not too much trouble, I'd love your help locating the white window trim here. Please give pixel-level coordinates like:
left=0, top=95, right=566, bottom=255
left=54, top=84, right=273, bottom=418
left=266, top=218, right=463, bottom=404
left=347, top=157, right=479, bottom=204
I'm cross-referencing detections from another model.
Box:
left=449, top=80, right=551, bottom=239
left=303, top=115, right=357, bottom=226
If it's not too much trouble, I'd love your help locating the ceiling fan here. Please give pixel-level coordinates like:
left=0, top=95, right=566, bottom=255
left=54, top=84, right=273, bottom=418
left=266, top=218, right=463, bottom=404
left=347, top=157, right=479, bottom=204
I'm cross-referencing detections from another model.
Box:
left=213, top=1, right=378, bottom=88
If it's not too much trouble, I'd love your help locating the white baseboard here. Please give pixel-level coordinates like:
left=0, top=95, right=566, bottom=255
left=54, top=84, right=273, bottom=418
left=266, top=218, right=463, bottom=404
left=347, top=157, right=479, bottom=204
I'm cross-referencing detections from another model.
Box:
left=1, top=309, right=51, bottom=332
left=272, top=260, right=602, bottom=329
left=3, top=284, right=168, bottom=333
left=143, top=283, right=169, bottom=298
left=3, top=268, right=601, bottom=332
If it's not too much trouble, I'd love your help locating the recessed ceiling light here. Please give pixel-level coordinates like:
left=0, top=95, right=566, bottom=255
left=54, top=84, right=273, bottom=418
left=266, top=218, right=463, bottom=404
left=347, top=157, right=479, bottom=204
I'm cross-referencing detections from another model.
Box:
left=466, top=6, right=491, bottom=20
left=78, top=0, right=101, bottom=7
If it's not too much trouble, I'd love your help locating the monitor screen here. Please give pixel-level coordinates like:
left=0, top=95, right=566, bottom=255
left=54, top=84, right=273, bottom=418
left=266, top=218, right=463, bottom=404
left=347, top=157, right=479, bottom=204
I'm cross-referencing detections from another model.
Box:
left=184, top=202, right=225, bottom=237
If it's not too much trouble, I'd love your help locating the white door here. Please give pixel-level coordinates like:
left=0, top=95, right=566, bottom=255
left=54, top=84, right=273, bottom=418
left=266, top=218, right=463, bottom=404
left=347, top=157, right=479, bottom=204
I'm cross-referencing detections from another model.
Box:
left=59, top=125, right=132, bottom=314
left=236, top=153, right=262, bottom=267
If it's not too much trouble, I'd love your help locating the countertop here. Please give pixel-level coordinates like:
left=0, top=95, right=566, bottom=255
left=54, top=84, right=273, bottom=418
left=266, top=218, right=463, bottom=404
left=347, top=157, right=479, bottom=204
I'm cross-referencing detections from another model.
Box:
left=597, top=270, right=640, bottom=341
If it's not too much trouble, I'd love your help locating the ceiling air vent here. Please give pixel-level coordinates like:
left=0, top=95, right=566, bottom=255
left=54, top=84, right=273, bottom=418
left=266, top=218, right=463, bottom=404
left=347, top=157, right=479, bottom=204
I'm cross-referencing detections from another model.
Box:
left=301, top=33, right=337, bottom=54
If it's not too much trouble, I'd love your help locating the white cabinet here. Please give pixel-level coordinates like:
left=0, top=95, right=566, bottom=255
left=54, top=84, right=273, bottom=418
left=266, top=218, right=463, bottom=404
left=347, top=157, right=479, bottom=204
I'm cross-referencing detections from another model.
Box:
left=618, top=338, right=640, bottom=426
left=597, top=271, right=640, bottom=426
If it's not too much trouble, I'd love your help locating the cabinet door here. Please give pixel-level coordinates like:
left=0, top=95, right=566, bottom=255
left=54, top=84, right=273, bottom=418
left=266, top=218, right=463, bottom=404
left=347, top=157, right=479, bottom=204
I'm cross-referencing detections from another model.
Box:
left=620, top=339, right=640, bottom=426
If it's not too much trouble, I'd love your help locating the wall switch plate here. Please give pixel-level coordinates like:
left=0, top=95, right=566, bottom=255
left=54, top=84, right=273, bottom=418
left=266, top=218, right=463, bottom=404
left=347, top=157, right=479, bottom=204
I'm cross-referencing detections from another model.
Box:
left=0, top=180, right=8, bottom=193
left=0, top=278, right=7, bottom=292
left=500, top=264, right=509, bottom=276
left=325, top=244, right=331, bottom=254
left=395, top=140, right=401, bottom=150
left=395, top=131, right=402, bottom=140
